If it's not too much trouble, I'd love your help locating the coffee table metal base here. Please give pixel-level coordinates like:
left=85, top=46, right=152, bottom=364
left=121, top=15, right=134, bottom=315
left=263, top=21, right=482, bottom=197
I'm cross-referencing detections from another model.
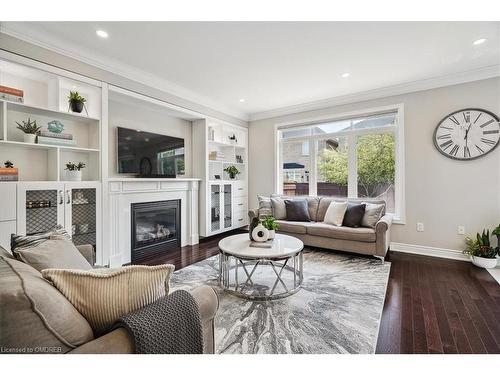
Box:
left=219, top=250, right=304, bottom=301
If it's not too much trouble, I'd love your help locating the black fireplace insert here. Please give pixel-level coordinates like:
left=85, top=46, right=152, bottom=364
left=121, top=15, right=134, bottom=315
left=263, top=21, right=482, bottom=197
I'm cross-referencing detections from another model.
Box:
left=130, top=199, right=181, bottom=263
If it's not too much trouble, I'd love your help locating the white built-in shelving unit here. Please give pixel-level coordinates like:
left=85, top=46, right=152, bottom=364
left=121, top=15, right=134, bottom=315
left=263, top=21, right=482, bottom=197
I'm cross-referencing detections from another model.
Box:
left=0, top=59, right=102, bottom=182
left=193, top=119, right=249, bottom=237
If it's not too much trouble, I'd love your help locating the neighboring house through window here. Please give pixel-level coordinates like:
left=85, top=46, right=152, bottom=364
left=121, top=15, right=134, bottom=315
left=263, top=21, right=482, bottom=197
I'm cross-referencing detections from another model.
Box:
left=277, top=105, right=405, bottom=221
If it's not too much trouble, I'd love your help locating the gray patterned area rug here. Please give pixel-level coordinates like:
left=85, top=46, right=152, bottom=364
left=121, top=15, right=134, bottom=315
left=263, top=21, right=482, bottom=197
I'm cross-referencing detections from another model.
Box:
left=171, top=249, right=391, bottom=354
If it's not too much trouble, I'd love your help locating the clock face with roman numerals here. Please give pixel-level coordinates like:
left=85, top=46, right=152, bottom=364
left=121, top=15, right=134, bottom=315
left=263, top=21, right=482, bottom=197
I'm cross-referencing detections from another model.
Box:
left=433, top=108, right=500, bottom=160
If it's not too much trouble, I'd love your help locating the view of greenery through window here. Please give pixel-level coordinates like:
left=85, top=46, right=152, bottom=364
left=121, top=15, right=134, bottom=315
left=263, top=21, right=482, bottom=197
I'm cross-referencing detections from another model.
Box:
left=281, top=112, right=397, bottom=214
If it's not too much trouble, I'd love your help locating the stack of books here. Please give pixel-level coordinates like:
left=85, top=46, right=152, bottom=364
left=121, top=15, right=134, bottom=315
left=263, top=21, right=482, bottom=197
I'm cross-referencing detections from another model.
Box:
left=0, top=167, right=19, bottom=181
left=0, top=85, right=24, bottom=103
left=209, top=151, right=225, bottom=161
left=37, top=129, right=76, bottom=146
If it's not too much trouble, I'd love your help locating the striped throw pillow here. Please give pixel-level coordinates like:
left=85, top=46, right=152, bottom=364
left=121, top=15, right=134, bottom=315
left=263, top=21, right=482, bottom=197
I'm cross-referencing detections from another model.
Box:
left=11, top=225, right=70, bottom=256
left=42, top=264, right=175, bottom=335
left=258, top=195, right=273, bottom=218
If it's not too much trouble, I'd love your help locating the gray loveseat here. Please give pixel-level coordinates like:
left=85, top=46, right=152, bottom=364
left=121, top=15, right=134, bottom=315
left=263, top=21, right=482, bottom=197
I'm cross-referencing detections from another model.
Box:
left=249, top=196, right=392, bottom=261
left=0, top=245, right=219, bottom=354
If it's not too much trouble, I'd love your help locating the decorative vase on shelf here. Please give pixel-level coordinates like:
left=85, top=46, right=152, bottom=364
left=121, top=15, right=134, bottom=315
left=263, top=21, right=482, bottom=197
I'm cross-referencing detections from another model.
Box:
left=268, top=229, right=275, bottom=240
left=65, top=170, right=82, bottom=181
left=471, top=256, right=497, bottom=269
left=23, top=134, right=37, bottom=144
left=251, top=223, right=269, bottom=242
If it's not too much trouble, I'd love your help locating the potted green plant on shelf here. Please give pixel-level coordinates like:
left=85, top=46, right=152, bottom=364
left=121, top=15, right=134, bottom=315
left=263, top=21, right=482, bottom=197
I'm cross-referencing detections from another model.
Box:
left=224, top=165, right=240, bottom=180
left=64, top=161, right=86, bottom=181
left=16, top=118, right=40, bottom=144
left=68, top=91, right=88, bottom=115
left=261, top=216, right=279, bottom=240
left=463, top=229, right=498, bottom=269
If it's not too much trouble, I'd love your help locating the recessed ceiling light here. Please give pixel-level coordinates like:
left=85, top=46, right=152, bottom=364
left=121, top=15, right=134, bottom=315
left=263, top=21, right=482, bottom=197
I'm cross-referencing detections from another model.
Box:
left=239, top=98, right=245, bottom=103
left=473, top=38, right=487, bottom=45
left=96, top=30, right=109, bottom=39
left=341, top=73, right=351, bottom=78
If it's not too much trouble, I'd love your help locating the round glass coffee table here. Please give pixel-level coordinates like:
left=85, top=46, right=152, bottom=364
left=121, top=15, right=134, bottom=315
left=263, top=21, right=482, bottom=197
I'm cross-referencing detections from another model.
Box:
left=218, top=233, right=304, bottom=300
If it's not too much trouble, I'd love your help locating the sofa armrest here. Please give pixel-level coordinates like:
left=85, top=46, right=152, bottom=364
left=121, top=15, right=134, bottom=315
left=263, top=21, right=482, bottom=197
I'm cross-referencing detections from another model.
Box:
left=69, top=285, right=219, bottom=354
left=248, top=208, right=259, bottom=220
left=76, top=244, right=95, bottom=266
left=375, top=214, right=393, bottom=258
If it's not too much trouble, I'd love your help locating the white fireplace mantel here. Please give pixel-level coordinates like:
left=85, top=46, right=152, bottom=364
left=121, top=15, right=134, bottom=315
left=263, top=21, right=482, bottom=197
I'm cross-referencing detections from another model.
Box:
left=103, top=178, right=201, bottom=267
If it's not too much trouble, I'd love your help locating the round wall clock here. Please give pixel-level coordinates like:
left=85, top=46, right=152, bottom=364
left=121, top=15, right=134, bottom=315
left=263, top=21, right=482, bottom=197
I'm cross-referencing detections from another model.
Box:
left=433, top=108, right=500, bottom=160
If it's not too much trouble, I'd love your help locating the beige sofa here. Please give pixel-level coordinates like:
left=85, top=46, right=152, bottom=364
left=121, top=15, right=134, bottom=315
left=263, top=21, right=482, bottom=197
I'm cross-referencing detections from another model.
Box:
left=0, top=246, right=219, bottom=354
left=249, top=196, right=392, bottom=261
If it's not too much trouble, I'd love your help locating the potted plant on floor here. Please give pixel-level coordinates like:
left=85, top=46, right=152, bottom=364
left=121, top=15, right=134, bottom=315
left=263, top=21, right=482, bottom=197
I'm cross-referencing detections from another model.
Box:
left=224, top=165, right=240, bottom=180
left=262, top=216, right=279, bottom=240
left=68, top=91, right=88, bottom=115
left=492, top=224, right=500, bottom=251
left=64, top=161, right=86, bottom=181
left=463, top=230, right=498, bottom=269
left=16, top=118, right=40, bottom=143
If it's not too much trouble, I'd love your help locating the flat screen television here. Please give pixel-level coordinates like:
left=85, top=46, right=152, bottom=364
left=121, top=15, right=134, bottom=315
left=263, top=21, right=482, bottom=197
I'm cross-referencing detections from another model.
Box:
left=117, top=127, right=185, bottom=177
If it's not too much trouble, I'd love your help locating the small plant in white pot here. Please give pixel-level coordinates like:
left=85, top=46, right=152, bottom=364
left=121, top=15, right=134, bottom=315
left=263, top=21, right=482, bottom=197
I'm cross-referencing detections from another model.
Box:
left=463, top=230, right=498, bottom=269
left=261, top=216, right=279, bottom=240
left=16, top=118, right=40, bottom=144
left=64, top=162, right=85, bottom=181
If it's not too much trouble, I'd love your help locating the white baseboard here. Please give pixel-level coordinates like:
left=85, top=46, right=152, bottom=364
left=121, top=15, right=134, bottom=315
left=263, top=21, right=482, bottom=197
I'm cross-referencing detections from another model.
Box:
left=390, top=242, right=470, bottom=262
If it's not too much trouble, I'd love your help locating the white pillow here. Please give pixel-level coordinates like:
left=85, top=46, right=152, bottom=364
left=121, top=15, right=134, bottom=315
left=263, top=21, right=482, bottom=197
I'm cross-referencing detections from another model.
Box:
left=323, top=201, right=348, bottom=226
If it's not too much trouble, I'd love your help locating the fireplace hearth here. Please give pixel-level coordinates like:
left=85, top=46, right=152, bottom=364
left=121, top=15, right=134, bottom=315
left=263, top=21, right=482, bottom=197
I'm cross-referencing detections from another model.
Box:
left=131, top=200, right=181, bottom=263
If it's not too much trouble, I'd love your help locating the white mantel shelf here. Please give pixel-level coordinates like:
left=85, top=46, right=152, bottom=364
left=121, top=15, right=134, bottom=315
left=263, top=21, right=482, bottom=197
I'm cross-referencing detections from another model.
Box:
left=106, top=177, right=201, bottom=182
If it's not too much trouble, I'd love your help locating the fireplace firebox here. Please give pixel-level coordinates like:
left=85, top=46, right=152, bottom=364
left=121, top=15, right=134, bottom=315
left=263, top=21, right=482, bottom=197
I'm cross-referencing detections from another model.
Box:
left=131, top=199, right=181, bottom=263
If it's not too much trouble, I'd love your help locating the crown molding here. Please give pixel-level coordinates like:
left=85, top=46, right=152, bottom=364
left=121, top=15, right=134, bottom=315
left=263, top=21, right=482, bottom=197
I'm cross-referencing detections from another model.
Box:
left=249, top=65, right=500, bottom=122
left=0, top=23, right=249, bottom=122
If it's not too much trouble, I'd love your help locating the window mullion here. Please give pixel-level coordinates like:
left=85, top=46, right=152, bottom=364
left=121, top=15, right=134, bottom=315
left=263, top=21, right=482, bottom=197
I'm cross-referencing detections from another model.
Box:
left=347, top=133, right=357, bottom=198
left=309, top=140, right=317, bottom=196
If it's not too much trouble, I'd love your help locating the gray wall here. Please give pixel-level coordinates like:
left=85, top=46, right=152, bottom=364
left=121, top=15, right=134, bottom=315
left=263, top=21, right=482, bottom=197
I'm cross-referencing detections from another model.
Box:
left=249, top=78, right=500, bottom=251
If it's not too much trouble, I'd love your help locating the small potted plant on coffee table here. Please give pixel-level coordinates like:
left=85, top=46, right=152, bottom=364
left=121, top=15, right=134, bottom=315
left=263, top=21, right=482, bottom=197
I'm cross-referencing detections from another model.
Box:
left=68, top=91, right=88, bottom=115
left=64, top=161, right=86, bottom=181
left=16, top=118, right=40, bottom=143
left=262, top=216, right=279, bottom=240
left=463, top=230, right=498, bottom=269
left=224, top=165, right=240, bottom=180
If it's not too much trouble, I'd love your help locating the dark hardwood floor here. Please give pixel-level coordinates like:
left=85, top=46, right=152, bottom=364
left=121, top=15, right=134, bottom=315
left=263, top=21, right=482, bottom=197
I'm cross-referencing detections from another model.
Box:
left=138, top=233, right=500, bottom=354
left=376, top=251, right=500, bottom=354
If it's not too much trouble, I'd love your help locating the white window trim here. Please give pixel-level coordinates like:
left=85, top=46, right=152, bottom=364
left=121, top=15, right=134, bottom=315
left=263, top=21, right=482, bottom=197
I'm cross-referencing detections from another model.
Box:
left=275, top=104, right=406, bottom=224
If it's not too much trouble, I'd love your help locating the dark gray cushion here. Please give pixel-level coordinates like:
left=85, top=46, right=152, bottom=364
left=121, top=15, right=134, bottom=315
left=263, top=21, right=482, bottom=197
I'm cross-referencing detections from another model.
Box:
left=284, top=200, right=311, bottom=222
left=342, top=203, right=366, bottom=228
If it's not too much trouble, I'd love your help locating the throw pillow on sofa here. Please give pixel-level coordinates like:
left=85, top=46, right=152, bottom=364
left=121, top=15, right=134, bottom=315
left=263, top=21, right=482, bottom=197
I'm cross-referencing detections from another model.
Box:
left=361, top=202, right=385, bottom=228
left=11, top=225, right=70, bottom=253
left=284, top=199, right=311, bottom=221
left=270, top=196, right=287, bottom=220
left=15, top=236, right=92, bottom=272
left=258, top=195, right=273, bottom=218
left=323, top=201, right=348, bottom=226
left=42, top=264, right=175, bottom=335
left=342, top=203, right=366, bottom=228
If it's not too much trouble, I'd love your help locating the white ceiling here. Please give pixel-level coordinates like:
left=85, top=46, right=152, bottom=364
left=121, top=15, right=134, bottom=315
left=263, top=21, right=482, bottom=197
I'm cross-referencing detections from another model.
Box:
left=1, top=22, right=499, bottom=120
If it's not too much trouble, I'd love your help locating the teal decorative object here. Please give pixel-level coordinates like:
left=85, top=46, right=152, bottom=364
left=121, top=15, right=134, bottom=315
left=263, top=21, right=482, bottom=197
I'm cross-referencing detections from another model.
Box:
left=47, top=120, right=64, bottom=133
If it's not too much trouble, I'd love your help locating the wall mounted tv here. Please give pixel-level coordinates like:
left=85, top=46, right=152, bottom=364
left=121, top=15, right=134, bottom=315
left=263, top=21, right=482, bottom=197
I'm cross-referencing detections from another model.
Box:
left=117, top=127, right=185, bottom=177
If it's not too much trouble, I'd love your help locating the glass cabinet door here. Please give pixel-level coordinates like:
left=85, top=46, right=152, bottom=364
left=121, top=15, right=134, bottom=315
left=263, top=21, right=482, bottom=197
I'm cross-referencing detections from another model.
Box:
left=223, top=184, right=232, bottom=229
left=25, top=189, right=61, bottom=235
left=210, top=184, right=221, bottom=232
left=70, top=188, right=97, bottom=248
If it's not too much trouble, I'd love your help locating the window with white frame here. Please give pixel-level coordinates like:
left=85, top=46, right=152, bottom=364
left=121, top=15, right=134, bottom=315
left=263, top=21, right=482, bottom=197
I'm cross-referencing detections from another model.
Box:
left=277, top=106, right=404, bottom=219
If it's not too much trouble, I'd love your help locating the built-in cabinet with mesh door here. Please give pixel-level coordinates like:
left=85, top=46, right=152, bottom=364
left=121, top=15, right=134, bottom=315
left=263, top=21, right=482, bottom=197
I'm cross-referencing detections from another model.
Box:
left=70, top=189, right=96, bottom=247
left=223, top=184, right=232, bottom=229
left=210, top=184, right=221, bottom=232
left=17, top=182, right=101, bottom=264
